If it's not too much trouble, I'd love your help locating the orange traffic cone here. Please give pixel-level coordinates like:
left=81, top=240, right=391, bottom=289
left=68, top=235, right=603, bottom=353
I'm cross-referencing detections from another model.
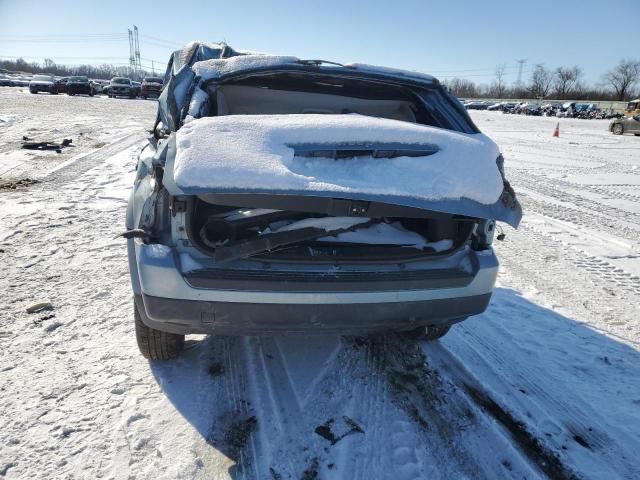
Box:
left=552, top=122, right=560, bottom=137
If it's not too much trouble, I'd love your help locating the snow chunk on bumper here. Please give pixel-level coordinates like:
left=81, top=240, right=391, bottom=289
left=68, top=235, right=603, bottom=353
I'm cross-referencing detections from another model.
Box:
left=173, top=114, right=504, bottom=206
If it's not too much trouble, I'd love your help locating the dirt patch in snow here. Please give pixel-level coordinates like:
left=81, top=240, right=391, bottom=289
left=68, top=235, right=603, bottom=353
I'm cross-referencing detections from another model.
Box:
left=462, top=383, right=578, bottom=480
left=0, top=178, right=39, bottom=190
left=314, top=416, right=364, bottom=445
left=223, top=415, right=258, bottom=457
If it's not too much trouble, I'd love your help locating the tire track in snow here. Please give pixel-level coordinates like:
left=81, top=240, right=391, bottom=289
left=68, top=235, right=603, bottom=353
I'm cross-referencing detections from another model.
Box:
left=495, top=226, right=640, bottom=340
left=516, top=223, right=640, bottom=298
left=42, top=133, right=144, bottom=187
left=512, top=171, right=640, bottom=224
left=424, top=344, right=582, bottom=480
left=518, top=191, right=640, bottom=243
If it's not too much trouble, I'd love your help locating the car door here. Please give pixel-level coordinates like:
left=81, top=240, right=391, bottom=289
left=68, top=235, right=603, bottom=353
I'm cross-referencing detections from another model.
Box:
left=629, top=115, right=640, bottom=133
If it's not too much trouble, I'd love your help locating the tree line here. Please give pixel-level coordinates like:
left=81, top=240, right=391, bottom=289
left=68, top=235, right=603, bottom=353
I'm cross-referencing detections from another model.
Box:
left=0, top=57, right=159, bottom=81
left=446, top=59, right=640, bottom=101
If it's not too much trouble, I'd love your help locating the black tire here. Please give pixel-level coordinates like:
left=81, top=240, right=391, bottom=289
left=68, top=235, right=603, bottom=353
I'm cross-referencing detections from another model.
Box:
left=141, top=95, right=147, bottom=99
left=612, top=123, right=624, bottom=135
left=134, top=303, right=184, bottom=360
left=30, top=90, right=36, bottom=94
left=404, top=324, right=452, bottom=341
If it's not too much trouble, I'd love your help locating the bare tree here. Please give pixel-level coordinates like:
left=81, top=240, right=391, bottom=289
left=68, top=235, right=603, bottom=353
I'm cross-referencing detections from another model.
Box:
left=553, top=66, right=582, bottom=98
left=488, top=64, right=508, bottom=98
left=529, top=64, right=553, bottom=98
left=604, top=59, right=640, bottom=101
left=446, top=78, right=478, bottom=98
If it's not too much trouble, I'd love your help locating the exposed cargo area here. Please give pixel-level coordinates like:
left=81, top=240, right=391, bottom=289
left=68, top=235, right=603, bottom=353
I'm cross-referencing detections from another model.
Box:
left=187, top=197, right=475, bottom=263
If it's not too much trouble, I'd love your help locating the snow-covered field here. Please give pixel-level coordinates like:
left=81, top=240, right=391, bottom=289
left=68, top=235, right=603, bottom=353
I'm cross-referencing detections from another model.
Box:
left=1, top=87, right=639, bottom=479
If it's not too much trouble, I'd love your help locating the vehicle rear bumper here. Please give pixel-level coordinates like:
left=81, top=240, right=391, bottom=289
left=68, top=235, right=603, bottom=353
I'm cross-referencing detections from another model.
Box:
left=132, top=242, right=498, bottom=335
left=30, top=85, right=54, bottom=92
left=141, top=88, right=161, bottom=97
left=135, top=291, right=491, bottom=335
left=111, top=88, right=133, bottom=96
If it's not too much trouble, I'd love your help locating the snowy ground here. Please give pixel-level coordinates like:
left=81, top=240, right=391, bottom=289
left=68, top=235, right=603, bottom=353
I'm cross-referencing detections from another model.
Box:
left=1, top=87, right=639, bottom=479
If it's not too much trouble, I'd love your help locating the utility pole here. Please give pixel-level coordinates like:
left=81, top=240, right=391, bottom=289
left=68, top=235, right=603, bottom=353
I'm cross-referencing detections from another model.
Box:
left=151, top=60, right=155, bottom=76
left=515, top=59, right=527, bottom=89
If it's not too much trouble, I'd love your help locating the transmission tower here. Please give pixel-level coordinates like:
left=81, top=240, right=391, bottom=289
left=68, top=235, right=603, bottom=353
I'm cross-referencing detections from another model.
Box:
left=128, top=29, right=135, bottom=71
left=515, top=59, right=527, bottom=89
left=133, top=25, right=141, bottom=72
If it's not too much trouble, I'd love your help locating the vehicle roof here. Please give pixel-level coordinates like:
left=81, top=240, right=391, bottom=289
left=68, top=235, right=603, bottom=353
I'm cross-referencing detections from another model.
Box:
left=158, top=42, right=445, bottom=132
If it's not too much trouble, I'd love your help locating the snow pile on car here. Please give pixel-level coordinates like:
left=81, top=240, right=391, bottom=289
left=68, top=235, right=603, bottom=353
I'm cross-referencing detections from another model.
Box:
left=173, top=114, right=503, bottom=205
left=192, top=55, right=300, bottom=80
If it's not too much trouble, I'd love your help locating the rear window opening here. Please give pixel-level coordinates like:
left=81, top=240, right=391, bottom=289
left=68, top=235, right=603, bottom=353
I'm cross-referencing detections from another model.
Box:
left=186, top=197, right=475, bottom=264
left=196, top=72, right=476, bottom=132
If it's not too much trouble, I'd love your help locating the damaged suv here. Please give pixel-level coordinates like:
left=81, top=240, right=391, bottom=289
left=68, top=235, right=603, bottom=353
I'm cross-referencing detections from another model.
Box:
left=126, top=42, right=521, bottom=360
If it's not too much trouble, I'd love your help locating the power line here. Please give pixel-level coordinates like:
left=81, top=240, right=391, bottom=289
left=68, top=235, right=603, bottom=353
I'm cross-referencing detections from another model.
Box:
left=139, top=34, right=183, bottom=48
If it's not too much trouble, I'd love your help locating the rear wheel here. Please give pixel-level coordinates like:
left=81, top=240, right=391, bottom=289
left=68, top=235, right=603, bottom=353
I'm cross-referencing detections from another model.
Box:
left=134, top=303, right=184, bottom=360
left=612, top=123, right=624, bottom=135
left=404, top=324, right=452, bottom=341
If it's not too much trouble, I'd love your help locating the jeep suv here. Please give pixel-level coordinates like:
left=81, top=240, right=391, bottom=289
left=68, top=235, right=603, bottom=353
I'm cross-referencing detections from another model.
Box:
left=126, top=43, right=521, bottom=360
left=107, top=77, right=136, bottom=98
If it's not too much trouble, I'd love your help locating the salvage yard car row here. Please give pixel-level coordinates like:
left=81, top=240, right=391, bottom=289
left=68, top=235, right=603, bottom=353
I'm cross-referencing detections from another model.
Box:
left=463, top=99, right=624, bottom=119
left=0, top=73, right=164, bottom=99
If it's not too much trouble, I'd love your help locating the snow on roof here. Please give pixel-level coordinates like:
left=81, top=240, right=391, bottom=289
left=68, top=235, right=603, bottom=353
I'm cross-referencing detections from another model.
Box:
left=189, top=53, right=437, bottom=85
left=192, top=55, right=300, bottom=80
left=173, top=114, right=503, bottom=205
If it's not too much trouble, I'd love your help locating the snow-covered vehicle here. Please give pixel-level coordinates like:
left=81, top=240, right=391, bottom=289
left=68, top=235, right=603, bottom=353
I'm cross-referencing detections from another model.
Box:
left=126, top=43, right=522, bottom=360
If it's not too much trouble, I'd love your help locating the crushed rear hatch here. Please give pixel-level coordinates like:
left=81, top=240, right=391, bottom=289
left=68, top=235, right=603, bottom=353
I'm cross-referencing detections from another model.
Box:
left=163, top=114, right=521, bottom=227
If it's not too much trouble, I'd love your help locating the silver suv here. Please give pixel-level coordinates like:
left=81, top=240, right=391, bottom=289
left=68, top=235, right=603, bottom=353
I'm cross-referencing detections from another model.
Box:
left=126, top=43, right=521, bottom=360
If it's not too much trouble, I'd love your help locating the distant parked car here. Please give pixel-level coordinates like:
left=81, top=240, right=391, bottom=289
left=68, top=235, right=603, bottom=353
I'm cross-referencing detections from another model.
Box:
left=55, top=77, right=69, bottom=94
left=107, top=77, right=136, bottom=98
left=132, top=81, right=141, bottom=97
left=625, top=99, right=640, bottom=116
left=93, top=79, right=110, bottom=94
left=464, top=100, right=491, bottom=110
left=67, top=76, right=94, bottom=96
left=0, top=76, right=13, bottom=86
left=488, top=102, right=517, bottom=112
left=13, top=76, right=31, bottom=87
left=140, top=76, right=164, bottom=98
left=29, top=75, right=59, bottom=94
left=610, top=115, right=640, bottom=135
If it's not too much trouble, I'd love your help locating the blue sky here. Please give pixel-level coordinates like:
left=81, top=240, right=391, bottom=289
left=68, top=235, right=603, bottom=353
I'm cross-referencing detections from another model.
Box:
left=1, top=0, right=638, bottom=84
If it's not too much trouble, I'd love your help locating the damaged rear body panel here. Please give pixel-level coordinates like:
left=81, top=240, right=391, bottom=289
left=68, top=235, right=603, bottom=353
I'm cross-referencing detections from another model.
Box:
left=127, top=42, right=521, bottom=336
